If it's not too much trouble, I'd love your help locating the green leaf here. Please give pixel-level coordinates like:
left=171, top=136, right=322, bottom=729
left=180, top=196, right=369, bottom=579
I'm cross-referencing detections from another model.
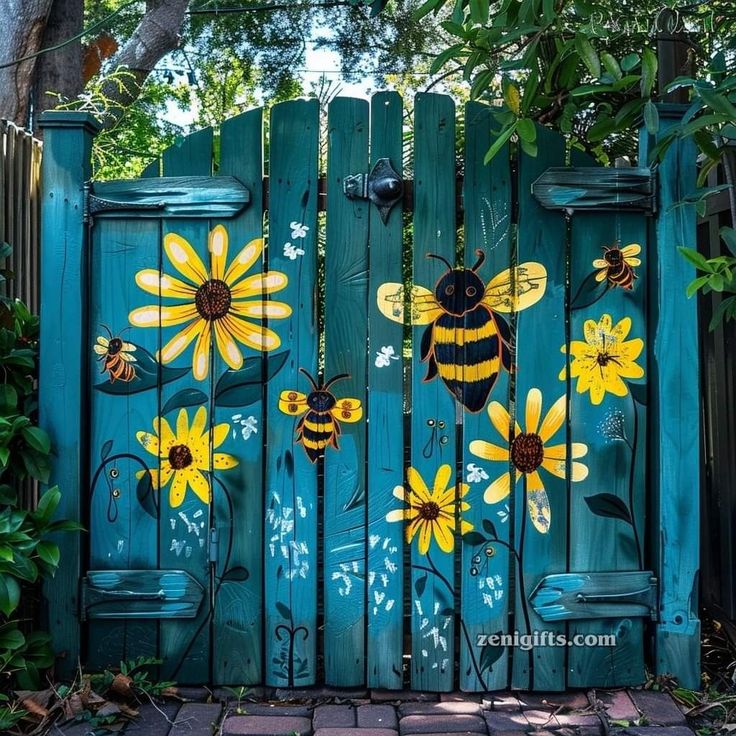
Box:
left=678, top=246, right=709, bottom=271
left=0, top=385, right=17, bottom=412
left=686, top=275, right=710, bottom=298
left=469, top=0, right=489, bottom=25
left=516, top=118, right=536, bottom=143
left=21, top=426, right=50, bottom=455
left=36, top=541, right=60, bottom=569
left=503, top=82, right=521, bottom=114
left=482, top=519, right=497, bottom=538
left=640, top=47, right=657, bottom=97
left=414, top=0, right=445, bottom=20
left=414, top=573, right=428, bottom=597
left=161, top=388, right=208, bottom=416
left=697, top=86, right=736, bottom=118
left=620, top=53, right=640, bottom=72
left=0, top=574, right=21, bottom=616
left=462, top=530, right=487, bottom=546
left=483, top=123, right=516, bottom=164
left=601, top=52, right=621, bottom=81
left=584, top=493, right=632, bottom=524
left=479, top=631, right=504, bottom=673
left=35, top=487, right=61, bottom=523
left=721, top=227, right=736, bottom=258
left=430, top=43, right=466, bottom=75
left=215, top=351, right=289, bottom=407
left=575, top=35, right=601, bottom=79
left=0, top=625, right=24, bottom=651
left=643, top=100, right=659, bottom=134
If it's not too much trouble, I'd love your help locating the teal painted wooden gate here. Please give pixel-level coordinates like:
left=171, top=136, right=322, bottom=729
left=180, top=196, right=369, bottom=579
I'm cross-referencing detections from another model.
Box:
left=38, top=96, right=700, bottom=691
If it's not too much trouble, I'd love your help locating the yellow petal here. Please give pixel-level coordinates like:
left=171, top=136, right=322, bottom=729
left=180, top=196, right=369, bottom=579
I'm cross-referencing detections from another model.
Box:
left=159, top=465, right=173, bottom=488
left=214, top=319, right=244, bottom=370
left=433, top=464, right=453, bottom=496
left=525, top=388, right=542, bottom=434
left=484, top=472, right=511, bottom=504
left=231, top=300, right=293, bottom=319
left=224, top=315, right=280, bottom=352
left=230, top=272, right=288, bottom=299
left=214, top=453, right=239, bottom=470
left=469, top=440, right=509, bottom=462
left=433, top=518, right=455, bottom=553
left=169, top=472, right=187, bottom=508
left=526, top=469, right=545, bottom=492
left=611, top=316, right=632, bottom=341
left=541, top=457, right=566, bottom=479
left=159, top=319, right=205, bottom=364
left=160, top=304, right=199, bottom=327
left=164, top=232, right=208, bottom=285
left=571, top=461, right=588, bottom=481
left=225, top=238, right=263, bottom=285
left=189, top=406, right=207, bottom=443
left=135, top=269, right=197, bottom=298
left=209, top=225, right=228, bottom=280
left=418, top=522, right=432, bottom=555
left=176, top=408, right=189, bottom=443
left=539, top=394, right=566, bottom=442
left=188, top=468, right=211, bottom=504
left=129, top=306, right=162, bottom=327
left=156, top=417, right=175, bottom=450
left=407, top=466, right=430, bottom=503
left=460, top=519, right=474, bottom=535
left=212, top=423, right=229, bottom=449
left=136, top=431, right=159, bottom=456
left=386, top=508, right=407, bottom=523
left=392, top=485, right=405, bottom=501
left=543, top=442, right=587, bottom=460
left=527, top=488, right=550, bottom=534
left=193, top=321, right=212, bottom=380
left=487, top=401, right=517, bottom=441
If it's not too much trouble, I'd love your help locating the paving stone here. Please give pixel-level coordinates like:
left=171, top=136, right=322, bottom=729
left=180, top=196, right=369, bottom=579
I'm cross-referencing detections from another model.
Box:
left=523, top=709, right=601, bottom=730
left=628, top=691, right=687, bottom=726
left=313, top=704, right=356, bottom=728
left=242, top=703, right=313, bottom=717
left=597, top=691, right=638, bottom=722
left=275, top=687, right=368, bottom=700
left=373, top=690, right=439, bottom=702
left=400, top=714, right=487, bottom=734
left=481, top=694, right=522, bottom=711
left=170, top=703, right=223, bottom=735
left=125, top=702, right=182, bottom=734
left=517, top=692, right=590, bottom=711
left=522, top=710, right=562, bottom=727
left=169, top=686, right=211, bottom=701
left=484, top=710, right=532, bottom=731
left=399, top=702, right=482, bottom=716
left=623, top=728, right=695, bottom=736
left=358, top=704, right=399, bottom=729
left=57, top=722, right=99, bottom=736
left=440, top=692, right=483, bottom=703
left=314, top=730, right=398, bottom=736
left=223, top=714, right=313, bottom=735
left=414, top=733, right=488, bottom=736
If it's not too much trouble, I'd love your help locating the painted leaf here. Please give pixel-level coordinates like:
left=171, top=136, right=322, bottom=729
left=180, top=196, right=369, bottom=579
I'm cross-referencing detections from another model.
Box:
left=136, top=470, right=158, bottom=519
left=100, top=440, right=113, bottom=461
left=463, top=531, right=486, bottom=546
left=95, top=344, right=188, bottom=395
left=482, top=519, right=497, bottom=538
left=570, top=271, right=608, bottom=311
left=629, top=381, right=647, bottom=406
left=276, top=601, right=292, bottom=621
left=161, top=388, right=208, bottom=416
left=222, top=566, right=250, bottom=582
left=214, top=351, right=289, bottom=407
left=479, top=631, right=504, bottom=673
left=584, top=493, right=632, bottom=524
left=415, top=574, right=428, bottom=597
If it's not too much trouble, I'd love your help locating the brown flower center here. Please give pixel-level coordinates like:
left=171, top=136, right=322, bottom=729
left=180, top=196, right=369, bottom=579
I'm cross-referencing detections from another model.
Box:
left=596, top=351, right=611, bottom=366
left=195, top=279, right=232, bottom=321
left=419, top=501, right=441, bottom=521
left=510, top=432, right=544, bottom=474
left=169, top=443, right=193, bottom=470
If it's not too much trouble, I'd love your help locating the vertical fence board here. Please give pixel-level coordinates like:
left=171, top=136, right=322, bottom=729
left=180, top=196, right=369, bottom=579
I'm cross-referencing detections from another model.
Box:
left=212, top=108, right=265, bottom=685
left=158, top=128, right=213, bottom=683
left=366, top=90, right=405, bottom=690
left=513, top=125, right=567, bottom=691
left=409, top=92, right=456, bottom=692
left=460, top=101, right=513, bottom=691
left=6, top=126, right=16, bottom=300
left=264, top=99, right=320, bottom=687
left=323, top=97, right=370, bottom=685
left=87, top=217, right=161, bottom=670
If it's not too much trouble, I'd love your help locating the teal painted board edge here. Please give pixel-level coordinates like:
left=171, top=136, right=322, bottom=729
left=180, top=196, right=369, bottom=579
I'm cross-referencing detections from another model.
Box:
left=639, top=106, right=701, bottom=690
left=366, top=91, right=405, bottom=690
left=38, top=111, right=100, bottom=679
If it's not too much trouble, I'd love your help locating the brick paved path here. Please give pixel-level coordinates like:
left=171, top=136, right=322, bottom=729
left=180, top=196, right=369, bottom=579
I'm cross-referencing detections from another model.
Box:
left=57, top=687, right=695, bottom=736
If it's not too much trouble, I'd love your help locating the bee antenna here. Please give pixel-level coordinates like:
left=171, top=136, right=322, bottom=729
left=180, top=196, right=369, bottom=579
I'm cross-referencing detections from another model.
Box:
left=100, top=323, right=112, bottom=338
left=472, top=249, right=485, bottom=272
left=426, top=253, right=453, bottom=271
left=299, top=368, right=320, bottom=391
left=324, top=373, right=350, bottom=390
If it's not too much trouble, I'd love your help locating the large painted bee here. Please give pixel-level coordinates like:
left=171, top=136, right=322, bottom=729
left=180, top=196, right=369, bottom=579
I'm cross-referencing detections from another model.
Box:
left=377, top=250, right=547, bottom=413
left=279, top=369, right=363, bottom=462
left=593, top=242, right=640, bottom=290
left=93, top=326, right=137, bottom=383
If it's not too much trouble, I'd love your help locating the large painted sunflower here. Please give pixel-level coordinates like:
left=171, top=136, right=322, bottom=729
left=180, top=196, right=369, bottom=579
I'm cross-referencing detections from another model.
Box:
left=136, top=406, right=238, bottom=508
left=386, top=464, right=473, bottom=555
left=469, top=389, right=588, bottom=534
left=129, top=225, right=291, bottom=381
left=560, top=313, right=644, bottom=405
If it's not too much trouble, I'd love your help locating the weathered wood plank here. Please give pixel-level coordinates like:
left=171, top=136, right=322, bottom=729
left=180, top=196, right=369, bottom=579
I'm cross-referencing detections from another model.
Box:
left=640, top=105, right=700, bottom=689
left=409, top=92, right=457, bottom=692
left=512, top=125, right=568, bottom=691
left=38, top=111, right=101, bottom=679
left=323, top=96, right=370, bottom=686
left=366, top=90, right=405, bottom=690
left=264, top=99, right=320, bottom=687
left=460, top=101, right=513, bottom=691
left=212, top=107, right=265, bottom=685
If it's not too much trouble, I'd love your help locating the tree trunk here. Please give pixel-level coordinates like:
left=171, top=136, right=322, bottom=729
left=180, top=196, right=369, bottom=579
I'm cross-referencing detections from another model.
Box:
left=0, top=0, right=54, bottom=125
left=32, top=0, right=84, bottom=131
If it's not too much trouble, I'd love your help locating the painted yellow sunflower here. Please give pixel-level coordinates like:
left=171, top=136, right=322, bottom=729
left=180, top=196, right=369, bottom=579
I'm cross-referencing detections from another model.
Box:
left=129, top=225, right=291, bottom=381
left=385, top=464, right=473, bottom=555
left=560, top=313, right=644, bottom=405
left=136, top=406, right=238, bottom=508
left=469, top=389, right=588, bottom=534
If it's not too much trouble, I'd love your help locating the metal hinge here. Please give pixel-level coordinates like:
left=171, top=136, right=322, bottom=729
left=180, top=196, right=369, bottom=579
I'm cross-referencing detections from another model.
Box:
left=209, top=527, right=219, bottom=565
left=343, top=157, right=403, bottom=224
left=530, top=571, right=658, bottom=622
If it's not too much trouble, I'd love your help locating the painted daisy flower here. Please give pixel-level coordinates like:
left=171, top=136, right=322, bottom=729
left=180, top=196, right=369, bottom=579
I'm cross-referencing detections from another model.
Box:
left=560, top=313, right=644, bottom=405
left=129, top=225, right=291, bottom=381
left=469, top=389, right=588, bottom=534
left=385, top=464, right=473, bottom=555
left=136, top=407, right=238, bottom=508
left=593, top=242, right=641, bottom=290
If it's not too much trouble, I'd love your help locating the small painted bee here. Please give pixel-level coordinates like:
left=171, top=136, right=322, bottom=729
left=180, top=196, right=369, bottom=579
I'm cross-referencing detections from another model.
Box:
left=93, top=326, right=137, bottom=383
left=593, top=242, right=641, bottom=290
left=377, top=250, right=547, bottom=413
left=279, top=369, right=363, bottom=462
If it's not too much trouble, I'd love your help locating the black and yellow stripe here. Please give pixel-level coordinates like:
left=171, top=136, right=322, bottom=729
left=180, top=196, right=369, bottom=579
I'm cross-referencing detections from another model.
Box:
left=298, top=411, right=336, bottom=462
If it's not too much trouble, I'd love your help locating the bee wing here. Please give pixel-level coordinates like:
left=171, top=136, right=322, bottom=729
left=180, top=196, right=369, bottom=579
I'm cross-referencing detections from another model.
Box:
left=93, top=344, right=108, bottom=355
left=483, top=261, right=548, bottom=313
left=330, top=398, right=363, bottom=423
left=278, top=390, right=309, bottom=416
left=377, top=282, right=444, bottom=325
left=121, top=341, right=137, bottom=353
left=120, top=353, right=137, bottom=363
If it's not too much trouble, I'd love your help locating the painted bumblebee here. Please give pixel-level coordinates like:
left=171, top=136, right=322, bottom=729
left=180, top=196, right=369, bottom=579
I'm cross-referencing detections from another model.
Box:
left=93, top=326, right=137, bottom=383
left=593, top=242, right=640, bottom=290
left=279, top=369, right=363, bottom=462
left=377, top=250, right=547, bottom=413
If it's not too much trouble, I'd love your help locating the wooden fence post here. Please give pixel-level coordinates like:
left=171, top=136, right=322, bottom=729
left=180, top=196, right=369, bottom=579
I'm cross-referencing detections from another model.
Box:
left=38, top=111, right=100, bottom=678
left=640, top=104, right=701, bottom=689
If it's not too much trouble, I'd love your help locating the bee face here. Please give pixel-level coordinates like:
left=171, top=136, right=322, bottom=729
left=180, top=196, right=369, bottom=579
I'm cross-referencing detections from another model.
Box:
left=603, top=247, right=624, bottom=266
left=435, top=268, right=485, bottom=316
left=307, top=390, right=336, bottom=412
left=107, top=337, right=123, bottom=355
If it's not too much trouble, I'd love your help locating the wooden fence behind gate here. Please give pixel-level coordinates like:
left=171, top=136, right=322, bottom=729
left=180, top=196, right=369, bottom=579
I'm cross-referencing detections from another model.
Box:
left=38, top=95, right=701, bottom=691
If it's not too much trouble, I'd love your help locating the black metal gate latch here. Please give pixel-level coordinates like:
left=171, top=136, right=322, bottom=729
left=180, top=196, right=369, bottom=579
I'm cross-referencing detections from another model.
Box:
left=343, top=157, right=403, bottom=224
